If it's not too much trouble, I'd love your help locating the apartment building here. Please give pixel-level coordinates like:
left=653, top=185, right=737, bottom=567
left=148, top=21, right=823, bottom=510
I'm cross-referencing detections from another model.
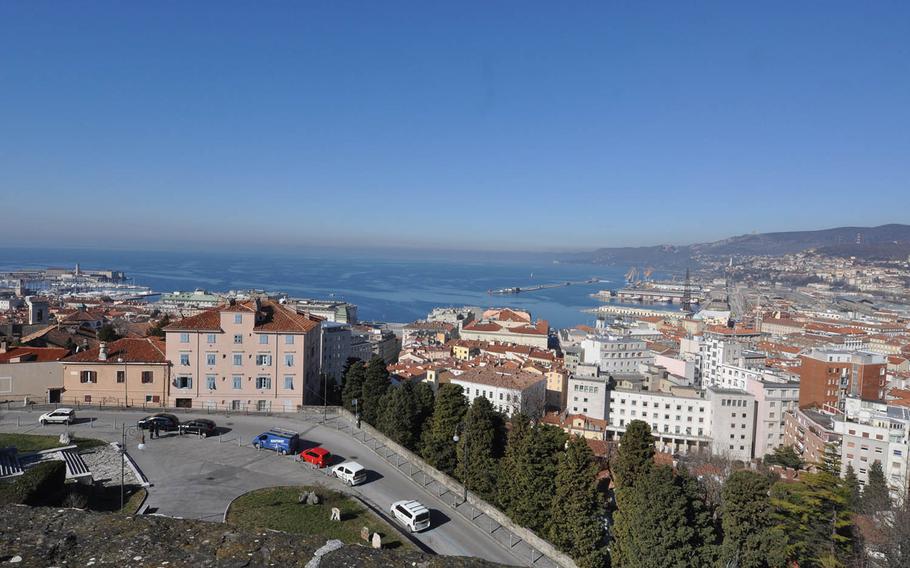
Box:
left=459, top=310, right=549, bottom=349
left=0, top=345, right=68, bottom=404
left=783, top=406, right=840, bottom=466
left=798, top=349, right=886, bottom=412
left=62, top=338, right=170, bottom=406
left=164, top=299, right=320, bottom=411
left=320, top=321, right=351, bottom=384
left=580, top=336, right=653, bottom=375
left=836, top=397, right=910, bottom=498
left=567, top=374, right=611, bottom=420
left=449, top=367, right=546, bottom=418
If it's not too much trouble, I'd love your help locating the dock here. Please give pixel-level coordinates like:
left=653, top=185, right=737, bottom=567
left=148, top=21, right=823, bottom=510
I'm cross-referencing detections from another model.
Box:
left=584, top=304, right=689, bottom=320
left=488, top=278, right=600, bottom=295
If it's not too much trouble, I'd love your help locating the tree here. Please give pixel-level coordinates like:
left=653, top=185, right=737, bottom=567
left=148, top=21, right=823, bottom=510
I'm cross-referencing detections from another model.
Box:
left=877, top=492, right=910, bottom=568
left=817, top=442, right=842, bottom=476
left=612, top=420, right=654, bottom=488
left=498, top=413, right=531, bottom=512
left=720, top=470, right=776, bottom=568
left=677, top=465, right=719, bottom=566
left=507, top=424, right=566, bottom=533
left=420, top=383, right=468, bottom=476
left=843, top=464, right=861, bottom=511
left=862, top=460, right=891, bottom=514
left=376, top=381, right=419, bottom=449
left=341, top=361, right=366, bottom=413
left=547, top=435, right=608, bottom=568
left=146, top=315, right=171, bottom=338
left=455, top=397, right=505, bottom=502
left=360, top=357, right=391, bottom=425
left=763, top=444, right=803, bottom=470
left=97, top=324, right=120, bottom=342
left=412, top=382, right=435, bottom=434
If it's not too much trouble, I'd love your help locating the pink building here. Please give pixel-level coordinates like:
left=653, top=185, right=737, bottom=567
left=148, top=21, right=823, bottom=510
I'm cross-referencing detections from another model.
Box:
left=164, top=298, right=320, bottom=411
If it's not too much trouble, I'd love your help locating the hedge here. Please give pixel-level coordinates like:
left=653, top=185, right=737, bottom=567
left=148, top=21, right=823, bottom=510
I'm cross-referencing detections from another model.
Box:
left=16, top=460, right=66, bottom=506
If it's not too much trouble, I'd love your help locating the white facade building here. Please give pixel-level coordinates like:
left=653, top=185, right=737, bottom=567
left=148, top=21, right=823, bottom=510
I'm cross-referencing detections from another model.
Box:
left=836, top=397, right=910, bottom=499
left=581, top=337, right=653, bottom=375
left=449, top=368, right=546, bottom=418
left=320, top=322, right=351, bottom=384
left=567, top=374, right=610, bottom=420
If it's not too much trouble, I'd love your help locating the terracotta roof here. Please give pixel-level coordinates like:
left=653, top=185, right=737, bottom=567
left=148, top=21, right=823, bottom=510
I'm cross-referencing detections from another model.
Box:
left=450, top=367, right=545, bottom=391
left=0, top=347, right=69, bottom=364
left=253, top=300, right=320, bottom=333
left=164, top=308, right=223, bottom=332
left=64, top=338, right=167, bottom=364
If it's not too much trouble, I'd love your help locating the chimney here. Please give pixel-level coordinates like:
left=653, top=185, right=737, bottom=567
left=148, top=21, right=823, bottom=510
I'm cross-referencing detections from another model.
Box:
left=99, top=342, right=108, bottom=361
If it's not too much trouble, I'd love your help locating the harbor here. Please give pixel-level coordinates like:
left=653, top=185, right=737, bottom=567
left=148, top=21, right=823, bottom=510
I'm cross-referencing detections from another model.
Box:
left=487, top=277, right=601, bottom=295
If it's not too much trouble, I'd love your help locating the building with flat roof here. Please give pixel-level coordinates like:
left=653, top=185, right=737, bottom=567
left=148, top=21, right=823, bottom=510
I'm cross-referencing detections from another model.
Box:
left=798, top=349, right=886, bottom=412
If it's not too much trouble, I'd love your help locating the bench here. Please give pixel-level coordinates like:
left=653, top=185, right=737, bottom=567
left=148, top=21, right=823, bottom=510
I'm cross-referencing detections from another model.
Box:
left=0, top=448, right=23, bottom=479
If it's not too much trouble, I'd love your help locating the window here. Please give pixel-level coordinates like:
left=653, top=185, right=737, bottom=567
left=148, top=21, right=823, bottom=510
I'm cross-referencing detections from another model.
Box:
left=256, top=354, right=272, bottom=366
left=233, top=353, right=242, bottom=366
left=259, top=335, right=269, bottom=345
left=80, top=370, right=97, bottom=383
left=207, top=333, right=216, bottom=343
left=175, top=376, right=192, bottom=389
left=145, top=395, right=160, bottom=403
left=180, top=353, right=190, bottom=366
left=284, top=376, right=294, bottom=390
left=141, top=371, right=153, bottom=384
left=116, top=370, right=125, bottom=383
left=206, top=375, right=217, bottom=390
left=285, top=354, right=294, bottom=367
left=234, top=314, right=242, bottom=324
left=232, top=375, right=242, bottom=389
left=180, top=333, right=189, bottom=343
left=256, top=376, right=272, bottom=389
left=285, top=335, right=294, bottom=345
left=206, top=353, right=216, bottom=366
left=234, top=334, right=243, bottom=344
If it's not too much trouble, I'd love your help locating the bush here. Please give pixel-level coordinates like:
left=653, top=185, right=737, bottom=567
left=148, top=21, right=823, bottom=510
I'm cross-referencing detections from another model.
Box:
left=16, top=460, right=66, bottom=506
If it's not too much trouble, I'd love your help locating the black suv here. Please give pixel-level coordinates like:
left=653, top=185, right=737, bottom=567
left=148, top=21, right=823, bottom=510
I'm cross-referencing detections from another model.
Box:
left=137, top=413, right=180, bottom=431
left=179, top=419, right=217, bottom=437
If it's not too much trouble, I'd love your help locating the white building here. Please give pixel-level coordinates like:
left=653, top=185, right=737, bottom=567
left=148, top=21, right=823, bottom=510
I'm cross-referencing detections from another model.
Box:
left=449, top=367, right=546, bottom=418
left=567, top=374, right=611, bottom=420
left=836, top=397, right=910, bottom=499
left=581, top=336, right=653, bottom=375
left=701, top=336, right=744, bottom=387
left=320, top=322, right=351, bottom=384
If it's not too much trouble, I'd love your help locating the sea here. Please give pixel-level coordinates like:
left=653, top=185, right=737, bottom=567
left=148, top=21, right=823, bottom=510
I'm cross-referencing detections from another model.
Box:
left=0, top=247, right=677, bottom=329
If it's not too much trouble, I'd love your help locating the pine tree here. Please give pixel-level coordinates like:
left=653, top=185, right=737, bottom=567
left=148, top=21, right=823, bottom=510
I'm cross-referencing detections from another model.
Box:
left=547, top=435, right=608, bottom=568
left=612, top=420, right=654, bottom=488
left=360, top=357, right=390, bottom=425
left=498, top=413, right=531, bottom=512
left=508, top=424, right=566, bottom=533
left=818, top=442, right=842, bottom=476
left=764, top=444, right=803, bottom=470
left=720, top=470, right=775, bottom=568
left=455, top=397, right=503, bottom=502
left=677, top=465, right=719, bottom=566
left=420, top=383, right=468, bottom=475
left=413, top=382, right=436, bottom=434
left=341, top=360, right=366, bottom=413
left=376, top=381, right=418, bottom=449
left=862, top=460, right=891, bottom=513
left=843, top=464, right=861, bottom=511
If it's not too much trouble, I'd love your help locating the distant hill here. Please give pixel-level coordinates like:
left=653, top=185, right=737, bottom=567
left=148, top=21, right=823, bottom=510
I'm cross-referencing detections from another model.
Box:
left=562, top=224, right=910, bottom=266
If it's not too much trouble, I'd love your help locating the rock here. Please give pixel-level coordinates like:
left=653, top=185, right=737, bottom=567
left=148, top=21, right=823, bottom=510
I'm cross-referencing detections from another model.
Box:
left=308, top=491, right=320, bottom=505
left=360, top=527, right=370, bottom=542
left=58, top=432, right=71, bottom=445
left=371, top=533, right=382, bottom=549
left=9, top=555, right=22, bottom=563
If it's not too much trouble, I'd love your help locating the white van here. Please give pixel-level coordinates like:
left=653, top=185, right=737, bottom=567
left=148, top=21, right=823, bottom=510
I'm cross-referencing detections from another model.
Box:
left=39, top=408, right=76, bottom=425
left=332, top=461, right=367, bottom=486
left=390, top=500, right=431, bottom=532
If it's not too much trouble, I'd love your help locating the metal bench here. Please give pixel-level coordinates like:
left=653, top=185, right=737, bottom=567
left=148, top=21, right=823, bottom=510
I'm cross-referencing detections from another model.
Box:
left=0, top=448, right=23, bottom=479
left=61, top=450, right=92, bottom=483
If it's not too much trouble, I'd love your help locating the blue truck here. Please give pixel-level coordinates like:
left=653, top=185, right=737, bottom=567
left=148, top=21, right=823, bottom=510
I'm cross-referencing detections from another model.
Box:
left=251, top=428, right=300, bottom=454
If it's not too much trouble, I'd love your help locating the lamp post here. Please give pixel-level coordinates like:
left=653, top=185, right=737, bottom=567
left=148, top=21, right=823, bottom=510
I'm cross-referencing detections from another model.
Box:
left=453, top=422, right=467, bottom=503
left=120, top=423, right=146, bottom=510
left=352, top=398, right=360, bottom=428
left=118, top=356, right=126, bottom=408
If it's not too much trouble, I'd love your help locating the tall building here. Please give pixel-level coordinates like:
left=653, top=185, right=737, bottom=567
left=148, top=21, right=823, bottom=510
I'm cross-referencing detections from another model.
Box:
left=798, top=349, right=886, bottom=412
left=320, top=321, right=351, bottom=384
left=580, top=336, right=652, bottom=375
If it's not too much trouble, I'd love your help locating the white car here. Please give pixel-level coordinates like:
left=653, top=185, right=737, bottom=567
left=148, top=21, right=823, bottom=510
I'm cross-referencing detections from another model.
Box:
left=39, top=408, right=76, bottom=425
left=390, top=500, right=431, bottom=532
left=332, top=461, right=367, bottom=486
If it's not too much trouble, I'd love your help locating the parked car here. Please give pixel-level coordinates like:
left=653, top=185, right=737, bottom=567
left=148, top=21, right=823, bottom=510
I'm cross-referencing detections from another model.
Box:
left=299, top=447, right=332, bottom=468
left=178, top=419, right=217, bottom=437
left=39, top=408, right=75, bottom=425
left=137, top=413, right=180, bottom=431
left=252, top=428, right=300, bottom=454
left=390, top=500, right=431, bottom=532
left=332, top=461, right=367, bottom=486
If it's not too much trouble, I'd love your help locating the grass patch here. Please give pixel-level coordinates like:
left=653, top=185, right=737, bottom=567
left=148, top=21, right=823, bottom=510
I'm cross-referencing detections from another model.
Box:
left=120, top=487, right=147, bottom=514
left=226, top=486, right=407, bottom=550
left=0, top=433, right=106, bottom=453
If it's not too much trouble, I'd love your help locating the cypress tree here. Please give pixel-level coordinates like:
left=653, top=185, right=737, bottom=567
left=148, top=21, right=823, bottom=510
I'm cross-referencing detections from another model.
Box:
left=360, top=357, right=390, bottom=425
left=818, top=442, right=842, bottom=476
left=843, top=464, right=861, bottom=511
left=612, top=419, right=654, bottom=488
left=862, top=460, right=891, bottom=513
left=376, top=382, right=418, bottom=449
left=498, top=412, right=531, bottom=512
left=547, top=435, right=608, bottom=568
left=508, top=424, right=566, bottom=533
left=720, top=470, right=775, bottom=568
left=413, top=381, right=436, bottom=433
left=341, top=361, right=366, bottom=413
left=455, top=396, right=502, bottom=502
left=420, top=383, right=468, bottom=475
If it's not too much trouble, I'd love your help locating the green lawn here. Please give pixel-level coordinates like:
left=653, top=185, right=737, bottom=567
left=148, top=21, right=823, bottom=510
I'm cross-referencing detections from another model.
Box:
left=226, top=486, right=407, bottom=550
left=0, top=433, right=106, bottom=453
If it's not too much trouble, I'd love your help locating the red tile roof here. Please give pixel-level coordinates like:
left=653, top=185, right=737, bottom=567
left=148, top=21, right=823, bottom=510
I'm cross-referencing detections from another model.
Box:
left=64, top=338, right=167, bottom=364
left=163, top=299, right=318, bottom=334
left=0, top=347, right=69, bottom=364
left=164, top=309, right=224, bottom=332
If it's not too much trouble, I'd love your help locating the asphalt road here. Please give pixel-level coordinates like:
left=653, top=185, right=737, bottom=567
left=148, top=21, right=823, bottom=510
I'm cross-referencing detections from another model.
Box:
left=0, top=407, right=521, bottom=567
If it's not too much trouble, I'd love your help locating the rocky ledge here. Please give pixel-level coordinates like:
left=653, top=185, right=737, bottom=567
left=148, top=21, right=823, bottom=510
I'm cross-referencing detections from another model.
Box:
left=0, top=505, right=506, bottom=568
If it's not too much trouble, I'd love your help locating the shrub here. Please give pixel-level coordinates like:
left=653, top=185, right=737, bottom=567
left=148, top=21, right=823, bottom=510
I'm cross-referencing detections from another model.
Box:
left=16, top=460, right=66, bottom=506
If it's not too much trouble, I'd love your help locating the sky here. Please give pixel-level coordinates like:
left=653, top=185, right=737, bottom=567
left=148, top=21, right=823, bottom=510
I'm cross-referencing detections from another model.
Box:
left=1, top=2, right=908, bottom=253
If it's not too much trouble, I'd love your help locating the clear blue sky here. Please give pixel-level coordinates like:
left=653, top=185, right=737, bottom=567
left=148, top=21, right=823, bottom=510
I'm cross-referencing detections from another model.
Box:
left=1, top=1, right=908, bottom=252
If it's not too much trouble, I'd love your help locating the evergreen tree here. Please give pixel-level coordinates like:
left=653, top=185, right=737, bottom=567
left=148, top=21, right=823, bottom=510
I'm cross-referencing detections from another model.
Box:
left=817, top=442, right=842, bottom=476
left=376, top=381, right=418, bottom=449
left=677, top=465, right=719, bottom=566
left=341, top=361, right=366, bottom=413
left=764, top=444, right=803, bottom=470
left=508, top=424, right=566, bottom=533
left=413, top=382, right=436, bottom=434
left=455, top=397, right=503, bottom=502
left=498, top=413, right=531, bottom=512
left=843, top=464, right=861, bottom=511
left=547, top=435, right=608, bottom=568
left=862, top=460, right=891, bottom=514
left=612, top=420, right=654, bottom=488
left=97, top=324, right=120, bottom=342
left=420, top=383, right=468, bottom=475
left=146, top=315, right=171, bottom=338
left=360, top=357, right=390, bottom=425
left=720, top=470, right=775, bottom=568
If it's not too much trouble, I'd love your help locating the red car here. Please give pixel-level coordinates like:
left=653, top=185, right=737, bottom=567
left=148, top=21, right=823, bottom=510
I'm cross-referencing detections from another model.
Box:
left=299, top=447, right=332, bottom=468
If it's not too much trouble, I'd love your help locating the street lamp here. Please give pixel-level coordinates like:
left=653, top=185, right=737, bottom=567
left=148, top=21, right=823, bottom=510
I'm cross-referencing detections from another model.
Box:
left=453, top=422, right=467, bottom=503
left=120, top=423, right=146, bottom=510
left=352, top=398, right=360, bottom=428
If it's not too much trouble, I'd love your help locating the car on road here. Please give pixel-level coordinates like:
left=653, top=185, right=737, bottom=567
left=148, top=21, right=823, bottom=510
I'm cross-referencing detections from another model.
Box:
left=332, top=461, right=366, bottom=486
left=178, top=418, right=217, bottom=437
left=39, top=408, right=76, bottom=425
left=390, top=500, right=431, bottom=532
left=298, top=446, right=332, bottom=468
left=137, top=413, right=180, bottom=431
left=252, top=428, right=299, bottom=454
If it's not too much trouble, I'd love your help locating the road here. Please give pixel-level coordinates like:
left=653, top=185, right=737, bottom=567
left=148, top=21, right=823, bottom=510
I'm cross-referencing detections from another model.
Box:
left=0, top=407, right=522, bottom=567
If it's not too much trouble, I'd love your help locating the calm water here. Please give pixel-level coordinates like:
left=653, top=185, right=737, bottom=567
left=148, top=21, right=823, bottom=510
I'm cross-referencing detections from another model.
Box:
left=0, top=247, right=671, bottom=329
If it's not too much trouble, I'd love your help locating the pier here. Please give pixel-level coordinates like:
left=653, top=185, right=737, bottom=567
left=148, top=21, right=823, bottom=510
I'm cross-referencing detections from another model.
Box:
left=584, top=304, right=689, bottom=320
left=488, top=278, right=600, bottom=295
